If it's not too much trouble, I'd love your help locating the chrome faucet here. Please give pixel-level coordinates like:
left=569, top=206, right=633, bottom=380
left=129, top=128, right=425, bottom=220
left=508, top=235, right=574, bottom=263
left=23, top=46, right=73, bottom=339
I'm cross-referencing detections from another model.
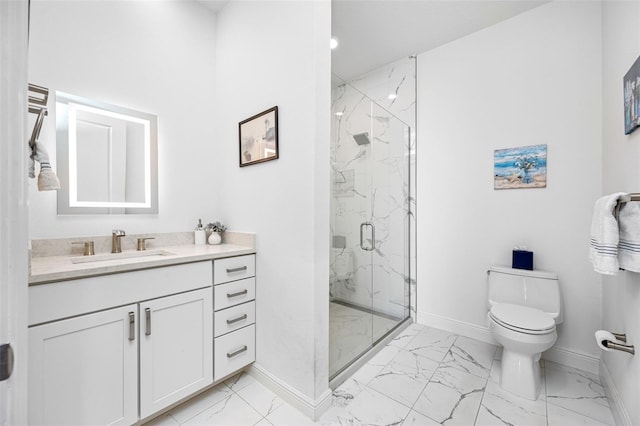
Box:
left=111, top=229, right=126, bottom=253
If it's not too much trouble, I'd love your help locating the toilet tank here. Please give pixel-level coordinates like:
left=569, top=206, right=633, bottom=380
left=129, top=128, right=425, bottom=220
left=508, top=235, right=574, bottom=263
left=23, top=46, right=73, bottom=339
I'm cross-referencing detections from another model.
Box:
left=488, top=266, right=562, bottom=324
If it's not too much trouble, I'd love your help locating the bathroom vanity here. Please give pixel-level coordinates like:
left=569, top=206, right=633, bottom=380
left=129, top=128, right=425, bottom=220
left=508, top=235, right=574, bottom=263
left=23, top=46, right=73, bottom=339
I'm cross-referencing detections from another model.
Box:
left=27, top=234, right=256, bottom=425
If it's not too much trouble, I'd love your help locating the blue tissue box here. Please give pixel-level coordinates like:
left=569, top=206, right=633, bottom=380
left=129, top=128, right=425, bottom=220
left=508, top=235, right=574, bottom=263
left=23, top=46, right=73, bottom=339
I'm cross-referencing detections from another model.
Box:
left=512, top=250, right=533, bottom=270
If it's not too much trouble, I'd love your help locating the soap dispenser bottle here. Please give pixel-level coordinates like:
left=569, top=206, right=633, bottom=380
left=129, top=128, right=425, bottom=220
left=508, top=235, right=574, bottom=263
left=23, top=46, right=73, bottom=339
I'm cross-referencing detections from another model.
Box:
left=194, top=219, right=206, bottom=245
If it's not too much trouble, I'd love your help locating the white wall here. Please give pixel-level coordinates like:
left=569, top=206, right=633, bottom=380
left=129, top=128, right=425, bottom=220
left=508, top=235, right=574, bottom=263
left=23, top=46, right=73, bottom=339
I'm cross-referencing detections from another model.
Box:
left=214, top=0, right=331, bottom=414
left=601, top=2, right=640, bottom=424
left=417, top=1, right=603, bottom=370
left=28, top=0, right=218, bottom=239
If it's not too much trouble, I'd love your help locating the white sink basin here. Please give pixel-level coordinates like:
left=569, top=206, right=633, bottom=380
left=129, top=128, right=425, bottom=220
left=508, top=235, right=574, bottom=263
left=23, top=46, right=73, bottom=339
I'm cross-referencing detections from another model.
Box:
left=70, top=249, right=175, bottom=264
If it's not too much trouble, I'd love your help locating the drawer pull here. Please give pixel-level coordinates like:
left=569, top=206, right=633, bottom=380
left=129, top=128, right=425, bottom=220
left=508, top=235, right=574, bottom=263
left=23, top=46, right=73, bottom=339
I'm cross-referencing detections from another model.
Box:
left=226, top=314, right=248, bottom=325
left=227, top=345, right=248, bottom=358
left=227, top=289, right=248, bottom=298
left=226, top=266, right=248, bottom=274
left=145, top=308, right=151, bottom=336
left=128, top=312, right=135, bottom=341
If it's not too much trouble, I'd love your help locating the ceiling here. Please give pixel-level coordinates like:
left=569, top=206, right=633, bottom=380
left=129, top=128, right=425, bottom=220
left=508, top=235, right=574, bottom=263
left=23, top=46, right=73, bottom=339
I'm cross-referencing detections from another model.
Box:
left=332, top=0, right=547, bottom=80
left=198, top=0, right=547, bottom=82
left=198, top=0, right=229, bottom=14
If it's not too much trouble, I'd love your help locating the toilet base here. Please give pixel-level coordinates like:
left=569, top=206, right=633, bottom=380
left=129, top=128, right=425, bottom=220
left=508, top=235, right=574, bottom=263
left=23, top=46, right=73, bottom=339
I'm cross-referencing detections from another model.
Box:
left=500, top=350, right=542, bottom=400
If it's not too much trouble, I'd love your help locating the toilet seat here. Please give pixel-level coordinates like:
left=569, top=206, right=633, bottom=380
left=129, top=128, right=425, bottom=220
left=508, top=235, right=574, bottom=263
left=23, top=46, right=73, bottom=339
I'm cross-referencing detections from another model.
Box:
left=490, top=303, right=555, bottom=335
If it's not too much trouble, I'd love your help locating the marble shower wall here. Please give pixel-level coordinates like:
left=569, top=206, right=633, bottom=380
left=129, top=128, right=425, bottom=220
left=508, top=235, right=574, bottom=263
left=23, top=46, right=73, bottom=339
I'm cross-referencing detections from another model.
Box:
left=330, top=57, right=416, bottom=320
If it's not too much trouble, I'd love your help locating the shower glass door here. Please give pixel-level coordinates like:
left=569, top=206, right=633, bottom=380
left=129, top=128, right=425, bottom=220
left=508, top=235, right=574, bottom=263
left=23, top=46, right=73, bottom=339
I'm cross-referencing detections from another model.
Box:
left=369, top=102, right=411, bottom=343
left=330, top=77, right=411, bottom=379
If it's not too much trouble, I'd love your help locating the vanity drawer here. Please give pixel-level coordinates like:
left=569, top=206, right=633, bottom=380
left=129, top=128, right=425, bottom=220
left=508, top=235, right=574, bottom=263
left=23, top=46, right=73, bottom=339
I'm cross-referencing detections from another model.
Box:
left=214, top=255, right=255, bottom=285
left=214, top=278, right=255, bottom=311
left=214, top=324, right=255, bottom=381
left=214, top=301, right=255, bottom=337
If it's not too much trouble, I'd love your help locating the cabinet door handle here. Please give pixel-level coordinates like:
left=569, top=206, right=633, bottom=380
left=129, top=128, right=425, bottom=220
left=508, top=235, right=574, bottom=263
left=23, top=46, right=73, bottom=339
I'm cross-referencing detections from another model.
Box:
left=226, top=314, right=248, bottom=325
left=226, top=266, right=248, bottom=273
left=227, top=345, right=248, bottom=358
left=128, top=312, right=135, bottom=341
left=227, top=289, right=248, bottom=298
left=145, top=308, right=151, bottom=336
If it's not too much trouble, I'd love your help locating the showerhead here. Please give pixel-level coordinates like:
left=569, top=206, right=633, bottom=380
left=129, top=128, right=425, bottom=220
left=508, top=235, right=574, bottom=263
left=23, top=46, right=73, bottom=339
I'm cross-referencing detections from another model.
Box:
left=353, top=132, right=370, bottom=146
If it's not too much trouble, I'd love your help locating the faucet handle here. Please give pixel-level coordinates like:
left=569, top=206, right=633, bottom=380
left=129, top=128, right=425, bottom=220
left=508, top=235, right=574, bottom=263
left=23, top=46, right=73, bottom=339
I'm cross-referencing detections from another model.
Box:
left=72, top=241, right=95, bottom=256
left=136, top=237, right=155, bottom=251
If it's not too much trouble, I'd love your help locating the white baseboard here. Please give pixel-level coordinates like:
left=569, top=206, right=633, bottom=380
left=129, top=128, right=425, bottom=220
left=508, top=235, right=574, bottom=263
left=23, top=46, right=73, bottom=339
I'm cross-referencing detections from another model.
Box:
left=417, top=311, right=599, bottom=374
left=417, top=311, right=496, bottom=344
left=247, top=364, right=332, bottom=421
left=600, top=360, right=633, bottom=426
left=543, top=345, right=599, bottom=375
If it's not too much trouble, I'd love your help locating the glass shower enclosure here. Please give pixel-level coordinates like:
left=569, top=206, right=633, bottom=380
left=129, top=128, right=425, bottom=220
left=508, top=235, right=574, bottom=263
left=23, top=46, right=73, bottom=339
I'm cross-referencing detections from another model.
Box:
left=329, top=76, right=411, bottom=379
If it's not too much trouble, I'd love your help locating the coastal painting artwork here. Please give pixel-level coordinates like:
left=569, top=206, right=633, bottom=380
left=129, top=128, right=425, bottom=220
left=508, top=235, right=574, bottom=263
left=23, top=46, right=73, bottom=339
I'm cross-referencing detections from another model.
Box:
left=494, top=144, right=547, bottom=190
left=624, top=55, right=640, bottom=135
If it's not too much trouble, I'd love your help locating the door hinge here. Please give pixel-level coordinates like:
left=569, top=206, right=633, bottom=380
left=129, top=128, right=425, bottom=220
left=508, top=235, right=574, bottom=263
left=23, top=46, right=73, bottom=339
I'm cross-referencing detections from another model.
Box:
left=0, top=343, right=14, bottom=381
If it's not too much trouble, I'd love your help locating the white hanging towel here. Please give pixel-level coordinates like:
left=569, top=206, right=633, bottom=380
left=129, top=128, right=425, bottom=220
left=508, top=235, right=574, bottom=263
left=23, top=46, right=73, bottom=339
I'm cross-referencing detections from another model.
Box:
left=589, top=192, right=630, bottom=275
left=618, top=200, right=640, bottom=273
left=29, top=140, right=60, bottom=191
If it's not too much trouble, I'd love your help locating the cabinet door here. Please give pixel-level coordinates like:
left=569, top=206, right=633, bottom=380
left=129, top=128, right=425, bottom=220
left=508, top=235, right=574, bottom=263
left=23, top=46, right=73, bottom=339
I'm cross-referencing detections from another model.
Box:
left=139, top=288, right=213, bottom=418
left=28, top=305, right=138, bottom=426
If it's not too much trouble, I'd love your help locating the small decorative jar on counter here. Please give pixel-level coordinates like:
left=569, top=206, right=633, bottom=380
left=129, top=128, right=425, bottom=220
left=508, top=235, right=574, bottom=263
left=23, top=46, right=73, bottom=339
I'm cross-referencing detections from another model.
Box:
left=208, top=232, right=222, bottom=245
left=206, top=221, right=226, bottom=245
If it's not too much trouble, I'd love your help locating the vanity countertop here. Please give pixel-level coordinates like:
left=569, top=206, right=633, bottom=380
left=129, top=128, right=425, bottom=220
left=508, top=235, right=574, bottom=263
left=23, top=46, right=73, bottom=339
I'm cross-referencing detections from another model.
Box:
left=30, top=243, right=256, bottom=285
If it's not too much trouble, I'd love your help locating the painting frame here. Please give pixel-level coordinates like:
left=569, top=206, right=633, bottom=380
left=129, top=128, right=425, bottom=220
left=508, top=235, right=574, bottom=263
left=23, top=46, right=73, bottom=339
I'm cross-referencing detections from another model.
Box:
left=238, top=106, right=279, bottom=167
left=624, top=56, right=640, bottom=135
left=494, top=144, right=547, bottom=190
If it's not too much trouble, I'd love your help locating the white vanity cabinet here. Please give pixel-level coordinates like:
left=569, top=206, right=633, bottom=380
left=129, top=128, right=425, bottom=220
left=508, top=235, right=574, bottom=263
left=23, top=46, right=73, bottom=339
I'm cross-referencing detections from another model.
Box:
left=28, top=304, right=139, bottom=426
left=213, top=254, right=256, bottom=381
left=28, top=262, right=213, bottom=426
left=139, top=288, right=213, bottom=418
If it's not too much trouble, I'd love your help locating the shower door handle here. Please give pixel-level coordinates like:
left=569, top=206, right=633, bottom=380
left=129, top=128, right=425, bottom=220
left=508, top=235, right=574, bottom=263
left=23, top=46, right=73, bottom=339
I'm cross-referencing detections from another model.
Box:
left=360, top=222, right=375, bottom=251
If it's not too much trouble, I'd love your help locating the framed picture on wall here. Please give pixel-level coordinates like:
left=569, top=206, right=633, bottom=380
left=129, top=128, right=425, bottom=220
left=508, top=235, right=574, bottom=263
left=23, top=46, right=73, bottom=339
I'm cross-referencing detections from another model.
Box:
left=623, top=56, right=640, bottom=135
left=239, top=106, right=279, bottom=167
left=494, top=144, right=547, bottom=190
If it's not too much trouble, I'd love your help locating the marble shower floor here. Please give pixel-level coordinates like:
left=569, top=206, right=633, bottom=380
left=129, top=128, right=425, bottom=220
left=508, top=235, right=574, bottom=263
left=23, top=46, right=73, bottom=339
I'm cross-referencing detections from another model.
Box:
left=145, top=322, right=615, bottom=426
left=329, top=301, right=400, bottom=377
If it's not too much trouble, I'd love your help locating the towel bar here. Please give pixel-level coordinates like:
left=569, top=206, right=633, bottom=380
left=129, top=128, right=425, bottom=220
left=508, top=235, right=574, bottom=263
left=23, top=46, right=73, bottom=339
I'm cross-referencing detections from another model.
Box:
left=28, top=83, right=48, bottom=106
left=27, top=84, right=49, bottom=150
left=613, top=193, right=640, bottom=220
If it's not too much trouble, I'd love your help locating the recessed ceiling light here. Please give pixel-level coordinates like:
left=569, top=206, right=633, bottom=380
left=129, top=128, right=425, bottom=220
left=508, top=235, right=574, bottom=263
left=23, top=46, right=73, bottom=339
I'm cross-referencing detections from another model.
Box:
left=335, top=111, right=344, bottom=117
left=388, top=93, right=397, bottom=100
left=330, top=37, right=339, bottom=50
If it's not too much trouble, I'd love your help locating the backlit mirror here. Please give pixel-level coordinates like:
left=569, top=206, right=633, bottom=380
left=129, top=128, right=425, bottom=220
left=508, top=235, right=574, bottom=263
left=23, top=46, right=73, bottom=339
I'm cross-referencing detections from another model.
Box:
left=56, top=92, right=158, bottom=214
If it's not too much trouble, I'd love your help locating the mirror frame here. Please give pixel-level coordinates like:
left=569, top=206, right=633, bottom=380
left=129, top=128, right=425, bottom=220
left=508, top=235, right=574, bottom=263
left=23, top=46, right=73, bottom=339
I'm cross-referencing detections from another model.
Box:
left=56, top=91, right=158, bottom=215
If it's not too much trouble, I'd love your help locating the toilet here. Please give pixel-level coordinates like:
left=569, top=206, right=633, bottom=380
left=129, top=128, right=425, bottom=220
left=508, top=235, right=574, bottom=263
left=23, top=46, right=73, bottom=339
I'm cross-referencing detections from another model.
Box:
left=487, top=266, right=562, bottom=400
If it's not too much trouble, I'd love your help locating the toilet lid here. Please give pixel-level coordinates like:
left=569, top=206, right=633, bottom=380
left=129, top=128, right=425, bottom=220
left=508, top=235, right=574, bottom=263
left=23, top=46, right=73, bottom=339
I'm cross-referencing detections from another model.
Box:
left=490, top=303, right=555, bottom=334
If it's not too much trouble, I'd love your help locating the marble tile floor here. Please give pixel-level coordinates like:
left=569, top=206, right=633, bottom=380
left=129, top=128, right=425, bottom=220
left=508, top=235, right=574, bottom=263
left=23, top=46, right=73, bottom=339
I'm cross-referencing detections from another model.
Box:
left=145, top=322, right=615, bottom=426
